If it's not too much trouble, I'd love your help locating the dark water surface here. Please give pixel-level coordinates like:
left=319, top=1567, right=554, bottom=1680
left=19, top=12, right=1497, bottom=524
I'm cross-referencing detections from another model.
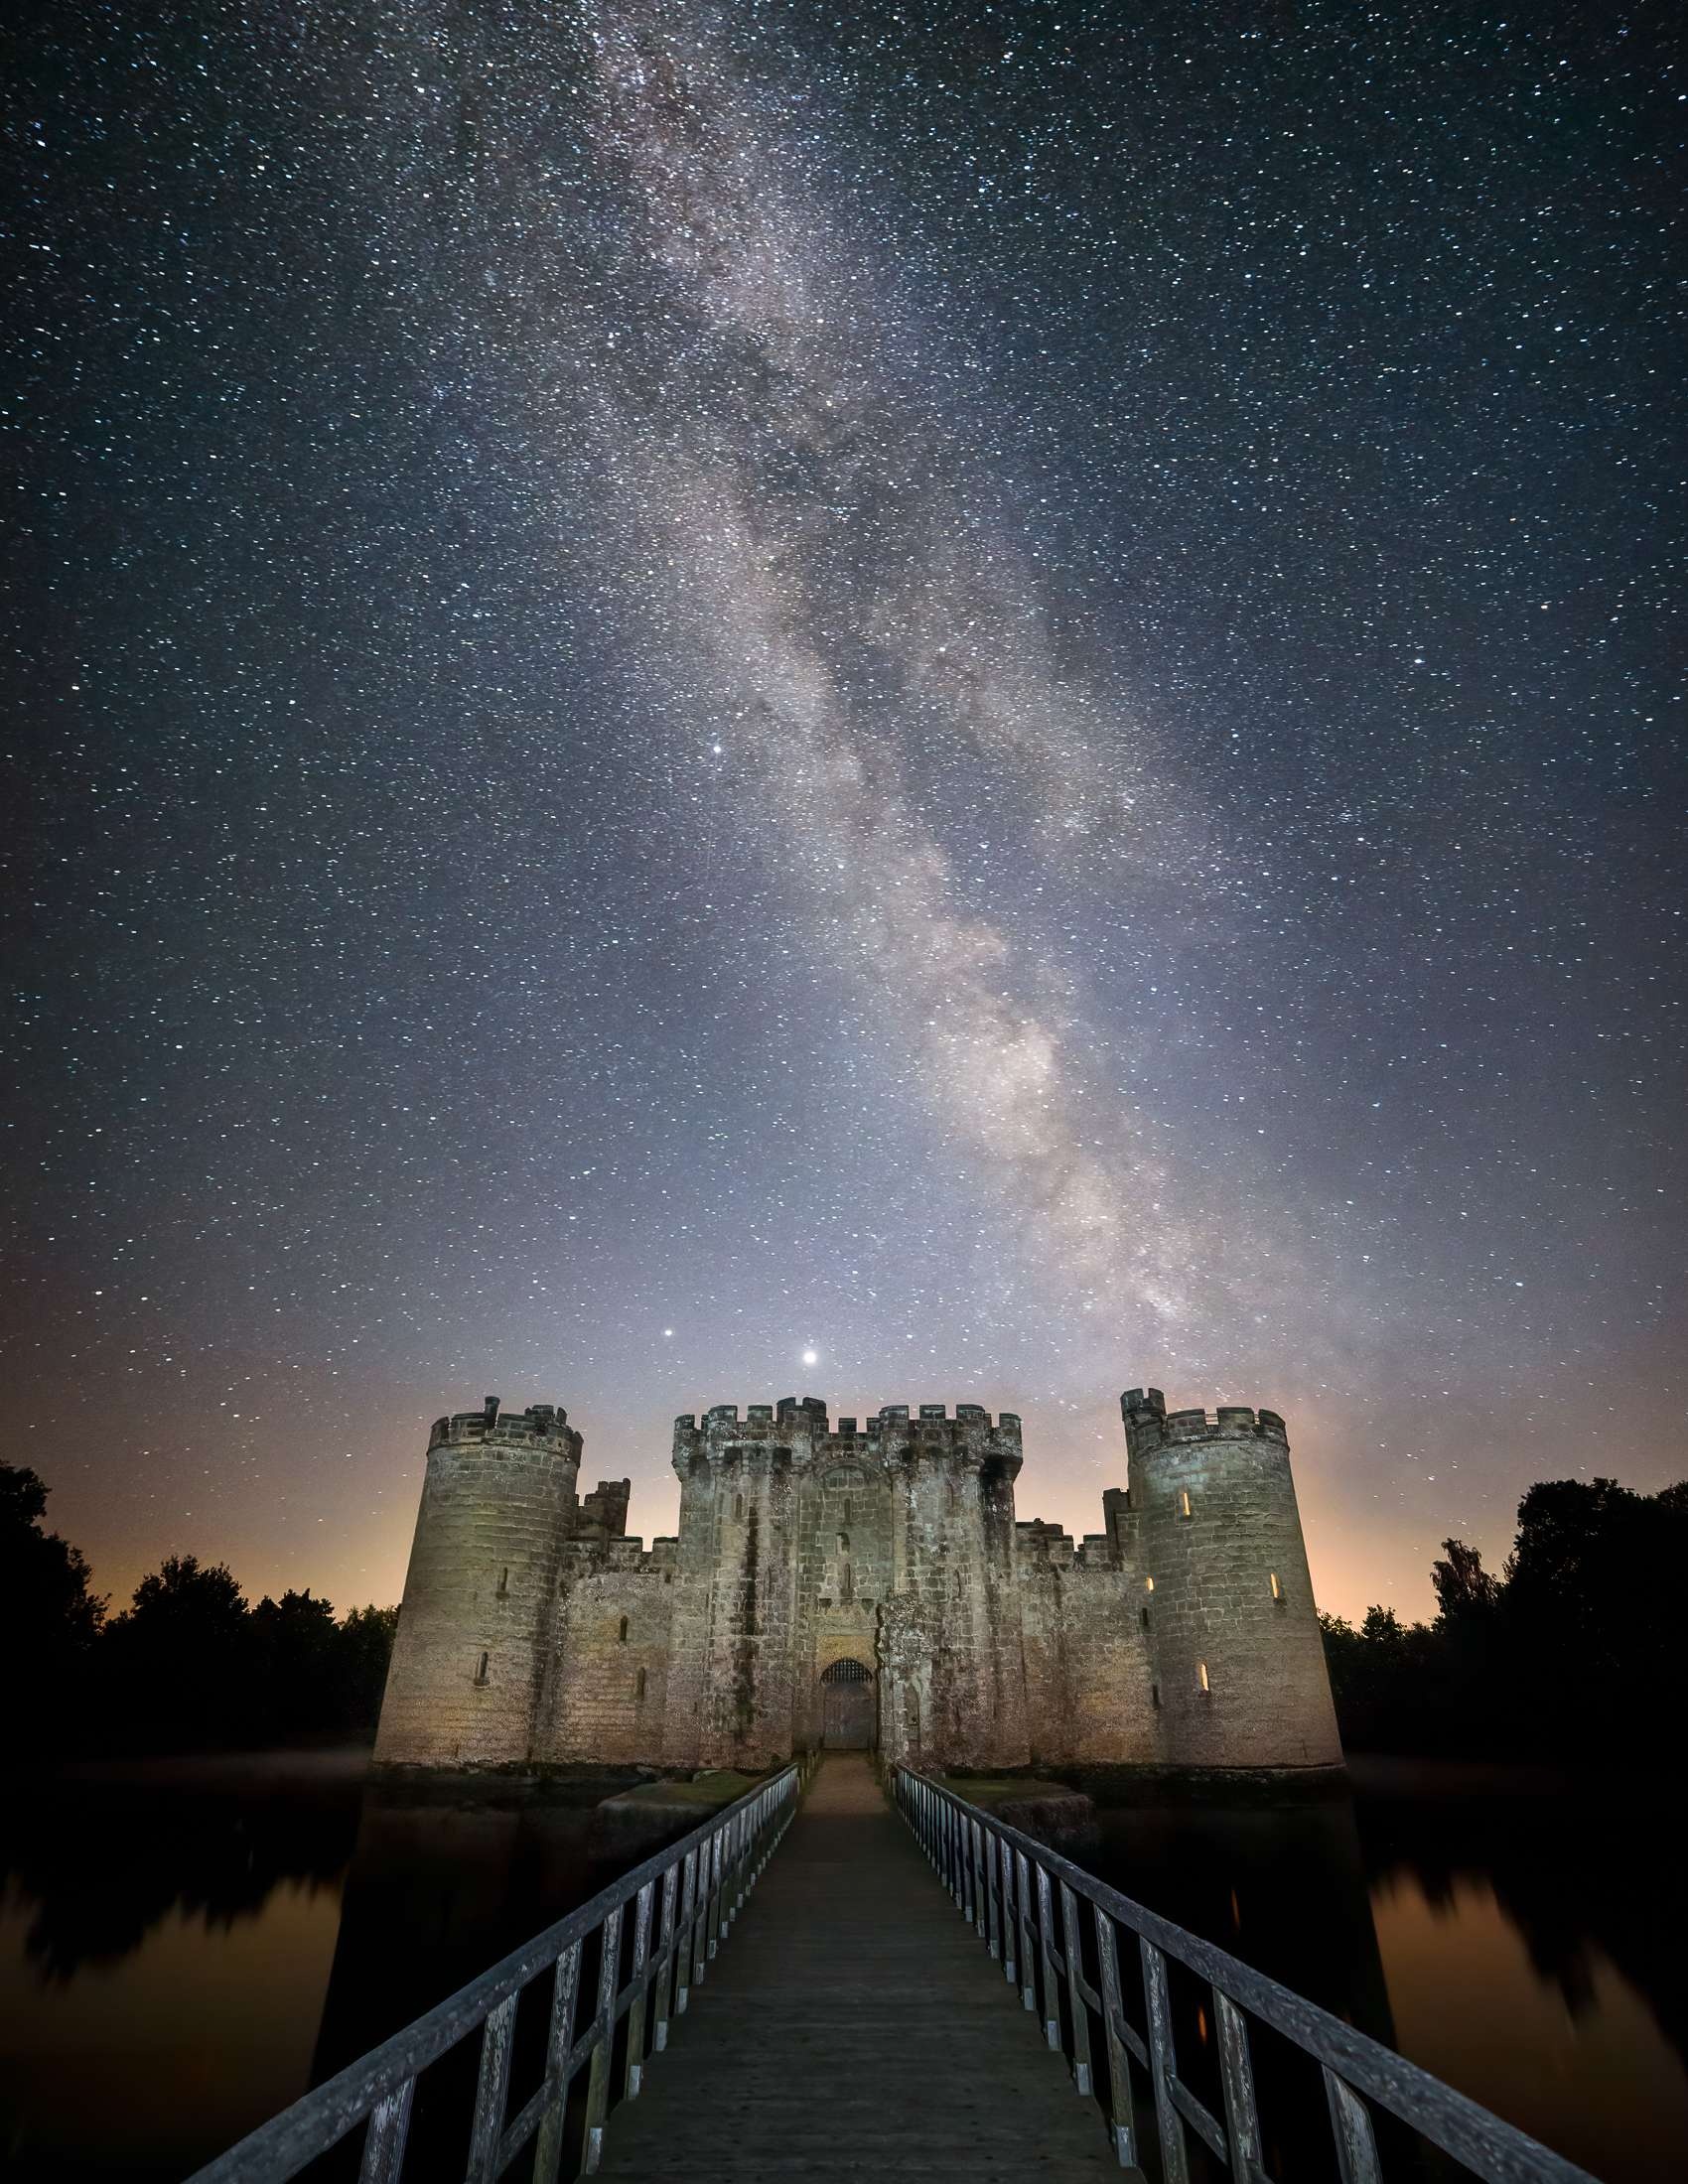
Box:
left=1, top=1754, right=1683, bottom=2183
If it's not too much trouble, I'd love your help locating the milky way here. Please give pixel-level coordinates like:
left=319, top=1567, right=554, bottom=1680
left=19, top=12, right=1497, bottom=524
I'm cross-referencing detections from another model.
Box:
left=4, top=0, right=1682, bottom=1617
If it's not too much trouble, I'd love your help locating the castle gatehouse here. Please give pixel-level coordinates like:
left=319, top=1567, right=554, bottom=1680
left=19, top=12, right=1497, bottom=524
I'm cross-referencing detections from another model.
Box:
left=373, top=1388, right=1342, bottom=1777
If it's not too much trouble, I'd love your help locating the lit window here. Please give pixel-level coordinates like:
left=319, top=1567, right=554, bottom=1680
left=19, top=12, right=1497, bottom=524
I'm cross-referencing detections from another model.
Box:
left=1180, top=1490, right=1193, bottom=1519
left=1197, top=1661, right=1210, bottom=1694
left=1269, top=1570, right=1283, bottom=1601
left=1144, top=1574, right=1154, bottom=1592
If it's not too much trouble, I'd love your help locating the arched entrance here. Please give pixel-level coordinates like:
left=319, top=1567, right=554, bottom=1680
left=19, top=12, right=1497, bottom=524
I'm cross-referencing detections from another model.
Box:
left=819, top=1657, right=875, bottom=1749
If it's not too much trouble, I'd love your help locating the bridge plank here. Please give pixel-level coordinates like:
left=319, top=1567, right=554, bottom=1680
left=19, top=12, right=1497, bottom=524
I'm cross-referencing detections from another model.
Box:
left=596, top=1755, right=1115, bottom=2179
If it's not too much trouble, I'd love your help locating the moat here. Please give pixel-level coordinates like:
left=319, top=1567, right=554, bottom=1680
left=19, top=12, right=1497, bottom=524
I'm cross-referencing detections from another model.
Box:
left=1, top=1754, right=1684, bottom=2184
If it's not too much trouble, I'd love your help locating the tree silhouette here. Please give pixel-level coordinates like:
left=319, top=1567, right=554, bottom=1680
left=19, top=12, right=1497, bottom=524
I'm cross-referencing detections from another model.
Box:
left=102, top=1555, right=254, bottom=1749
left=1324, top=1475, right=1688, bottom=1757
left=0, top=1461, right=106, bottom=1746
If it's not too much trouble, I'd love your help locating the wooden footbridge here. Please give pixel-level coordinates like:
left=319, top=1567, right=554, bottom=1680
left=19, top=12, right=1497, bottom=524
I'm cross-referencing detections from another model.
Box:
left=596, top=1755, right=1112, bottom=2181
left=192, top=1756, right=1598, bottom=2184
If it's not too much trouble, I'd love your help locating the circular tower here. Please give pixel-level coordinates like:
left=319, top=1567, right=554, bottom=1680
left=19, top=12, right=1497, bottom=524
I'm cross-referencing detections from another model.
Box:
left=1123, top=1388, right=1341, bottom=1775
left=375, top=1396, right=582, bottom=1767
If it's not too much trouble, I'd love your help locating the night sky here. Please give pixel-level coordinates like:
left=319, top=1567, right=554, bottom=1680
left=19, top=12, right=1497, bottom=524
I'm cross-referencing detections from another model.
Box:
left=5, top=1, right=1682, bottom=1623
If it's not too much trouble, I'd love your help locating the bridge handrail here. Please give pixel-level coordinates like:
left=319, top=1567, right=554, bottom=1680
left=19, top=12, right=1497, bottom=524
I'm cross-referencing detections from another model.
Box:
left=895, top=1766, right=1599, bottom=2184
left=188, top=1760, right=809, bottom=2184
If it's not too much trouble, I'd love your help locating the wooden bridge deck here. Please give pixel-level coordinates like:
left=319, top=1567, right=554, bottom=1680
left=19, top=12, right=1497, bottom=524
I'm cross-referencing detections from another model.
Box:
left=596, top=1754, right=1116, bottom=2180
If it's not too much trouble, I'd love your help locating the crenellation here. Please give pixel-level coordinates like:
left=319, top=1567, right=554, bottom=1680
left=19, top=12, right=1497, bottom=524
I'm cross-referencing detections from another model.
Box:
left=378, top=1379, right=1340, bottom=1779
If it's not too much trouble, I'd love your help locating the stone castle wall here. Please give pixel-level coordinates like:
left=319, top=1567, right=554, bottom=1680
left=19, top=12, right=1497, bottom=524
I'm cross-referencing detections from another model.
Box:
left=540, top=1545, right=676, bottom=1764
left=375, top=1384, right=1344, bottom=1778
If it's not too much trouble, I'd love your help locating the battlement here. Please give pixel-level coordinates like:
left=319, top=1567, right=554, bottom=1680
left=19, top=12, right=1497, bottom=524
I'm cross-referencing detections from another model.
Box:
left=558, top=1534, right=678, bottom=1578
left=578, top=1478, right=632, bottom=1539
left=863, top=1403, right=1022, bottom=1438
left=675, top=1395, right=829, bottom=1435
left=1119, top=1388, right=1288, bottom=1461
left=1017, top=1517, right=1075, bottom=1568
left=674, top=1398, right=1022, bottom=1461
left=1017, top=1519, right=1119, bottom=1573
left=428, top=1396, right=582, bottom=1455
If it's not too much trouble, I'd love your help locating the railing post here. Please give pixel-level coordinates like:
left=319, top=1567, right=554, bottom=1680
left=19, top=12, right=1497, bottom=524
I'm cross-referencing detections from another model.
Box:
left=624, top=1880, right=655, bottom=2098
left=676, top=1845, right=699, bottom=2012
left=984, top=1816, right=1002, bottom=1962
left=715, top=1815, right=733, bottom=1941
left=1215, top=1990, right=1262, bottom=2182
left=1035, top=1860, right=1061, bottom=2050
left=1141, top=1938, right=1190, bottom=2184
left=1000, top=1836, right=1018, bottom=1987
left=698, top=1826, right=721, bottom=1976
left=718, top=1813, right=735, bottom=1934
left=1094, top=1909, right=1138, bottom=2168
left=532, top=1939, right=582, bottom=2184
left=1060, top=1880, right=1093, bottom=2096
left=1015, top=1849, right=1037, bottom=2013
left=1325, top=2068, right=1383, bottom=2184
left=651, top=1862, right=679, bottom=2053
left=357, top=2080, right=413, bottom=2184
left=580, top=1903, right=623, bottom=2175
left=465, top=1991, right=517, bottom=2184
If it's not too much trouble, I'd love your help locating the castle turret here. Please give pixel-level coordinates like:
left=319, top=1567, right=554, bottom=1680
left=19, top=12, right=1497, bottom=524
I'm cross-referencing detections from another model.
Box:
left=660, top=1398, right=823, bottom=1768
left=876, top=1403, right=1030, bottom=1772
left=1123, top=1389, right=1341, bottom=1773
left=375, top=1398, right=582, bottom=1767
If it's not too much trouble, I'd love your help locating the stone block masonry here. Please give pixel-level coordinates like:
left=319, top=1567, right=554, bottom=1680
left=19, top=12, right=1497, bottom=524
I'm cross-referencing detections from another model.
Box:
left=375, top=1382, right=1343, bottom=1780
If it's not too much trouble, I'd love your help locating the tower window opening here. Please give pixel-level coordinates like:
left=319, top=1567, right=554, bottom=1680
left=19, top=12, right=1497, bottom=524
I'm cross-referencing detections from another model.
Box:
left=1144, top=1575, right=1154, bottom=1592
left=474, top=1651, right=490, bottom=1687
left=1140, top=1606, right=1151, bottom=1631
left=733, top=1493, right=745, bottom=1521
left=1151, top=1682, right=1161, bottom=1709
left=634, top=1667, right=646, bottom=1702
left=1197, top=1661, right=1211, bottom=1695
left=495, top=1567, right=508, bottom=1598
left=1180, top=1490, right=1193, bottom=1519
left=1269, top=1570, right=1283, bottom=1601
left=618, top=1615, right=629, bottom=1644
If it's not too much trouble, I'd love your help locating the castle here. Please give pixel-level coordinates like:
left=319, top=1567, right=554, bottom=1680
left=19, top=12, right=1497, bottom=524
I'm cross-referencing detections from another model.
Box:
left=373, top=1388, right=1342, bottom=1778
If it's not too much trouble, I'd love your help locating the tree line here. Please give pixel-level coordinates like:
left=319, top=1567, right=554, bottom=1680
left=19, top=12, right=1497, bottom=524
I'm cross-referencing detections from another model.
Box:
left=3, top=1459, right=397, bottom=1755
left=1320, top=1473, right=1688, bottom=1758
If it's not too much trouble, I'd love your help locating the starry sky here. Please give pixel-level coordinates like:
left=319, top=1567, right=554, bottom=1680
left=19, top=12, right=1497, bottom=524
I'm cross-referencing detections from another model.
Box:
left=5, top=0, right=1683, bottom=1624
